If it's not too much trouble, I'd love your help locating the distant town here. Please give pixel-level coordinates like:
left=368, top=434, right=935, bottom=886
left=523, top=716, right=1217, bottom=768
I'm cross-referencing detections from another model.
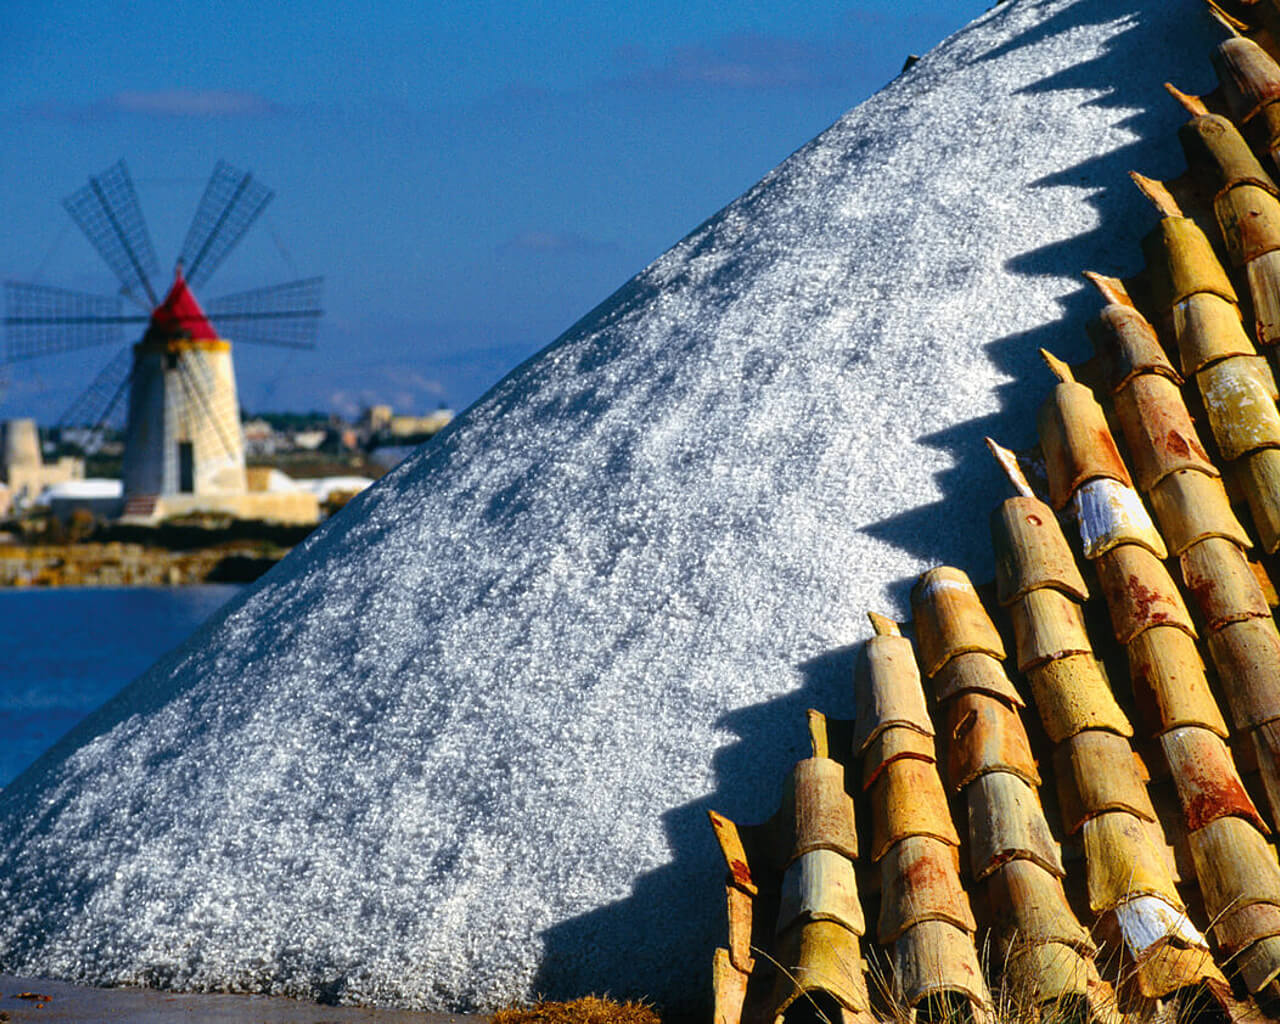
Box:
left=0, top=403, right=453, bottom=586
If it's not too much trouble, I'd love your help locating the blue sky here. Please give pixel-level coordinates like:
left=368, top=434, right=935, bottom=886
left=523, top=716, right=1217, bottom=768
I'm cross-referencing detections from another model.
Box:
left=1, top=1, right=989, bottom=421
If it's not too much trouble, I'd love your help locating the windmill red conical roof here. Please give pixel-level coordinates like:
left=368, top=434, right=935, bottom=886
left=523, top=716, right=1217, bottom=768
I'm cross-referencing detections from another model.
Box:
left=150, top=266, right=218, bottom=340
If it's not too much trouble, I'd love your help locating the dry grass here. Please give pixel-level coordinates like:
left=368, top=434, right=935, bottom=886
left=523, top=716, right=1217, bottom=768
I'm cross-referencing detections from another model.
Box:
left=491, top=996, right=661, bottom=1024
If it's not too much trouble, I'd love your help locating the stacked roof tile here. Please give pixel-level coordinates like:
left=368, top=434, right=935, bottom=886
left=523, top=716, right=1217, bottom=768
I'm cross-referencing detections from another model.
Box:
left=710, top=8, right=1280, bottom=1022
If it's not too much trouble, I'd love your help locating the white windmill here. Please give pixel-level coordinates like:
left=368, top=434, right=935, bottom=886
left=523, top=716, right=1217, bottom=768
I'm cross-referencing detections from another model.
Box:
left=4, top=160, right=323, bottom=523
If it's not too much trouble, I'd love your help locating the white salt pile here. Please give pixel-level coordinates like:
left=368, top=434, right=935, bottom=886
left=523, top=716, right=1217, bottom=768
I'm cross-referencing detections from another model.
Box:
left=0, top=0, right=1220, bottom=1014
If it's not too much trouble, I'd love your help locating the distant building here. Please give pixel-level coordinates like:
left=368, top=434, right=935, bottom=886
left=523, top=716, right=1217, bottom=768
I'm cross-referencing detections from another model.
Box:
left=362, top=405, right=394, bottom=433
left=291, top=429, right=327, bottom=451
left=358, top=404, right=453, bottom=443
left=0, top=419, right=84, bottom=517
left=242, top=418, right=278, bottom=457
left=388, top=409, right=454, bottom=438
left=42, top=479, right=125, bottom=524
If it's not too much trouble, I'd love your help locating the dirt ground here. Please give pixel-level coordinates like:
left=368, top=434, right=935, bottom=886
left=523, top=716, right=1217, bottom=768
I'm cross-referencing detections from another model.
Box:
left=0, top=975, right=490, bottom=1024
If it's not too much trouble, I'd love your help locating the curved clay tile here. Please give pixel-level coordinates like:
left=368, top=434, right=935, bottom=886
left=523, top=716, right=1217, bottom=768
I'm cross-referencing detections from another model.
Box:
left=1092, top=542, right=1196, bottom=645
left=910, top=567, right=1006, bottom=677
left=929, top=651, right=1026, bottom=708
left=1126, top=625, right=1230, bottom=738
left=893, top=919, right=991, bottom=1013
left=876, top=835, right=976, bottom=943
left=1160, top=726, right=1269, bottom=834
left=853, top=633, right=933, bottom=755
left=1069, top=477, right=1167, bottom=560
left=1112, top=374, right=1215, bottom=490
left=1009, top=589, right=1095, bottom=672
left=991, top=495, right=1090, bottom=606
left=1179, top=113, right=1278, bottom=201
left=869, top=755, right=960, bottom=863
left=1038, top=380, right=1133, bottom=508
left=1080, top=812, right=1184, bottom=913
left=1171, top=291, right=1255, bottom=375
left=1142, top=216, right=1237, bottom=311
left=1213, top=36, right=1280, bottom=125
left=1090, top=301, right=1180, bottom=392
left=1205, top=616, right=1280, bottom=730
left=1196, top=357, right=1280, bottom=460
left=708, top=713, right=875, bottom=1024
left=1054, top=730, right=1159, bottom=834
left=1178, top=535, right=1272, bottom=631
left=860, top=726, right=937, bottom=791
left=1148, top=468, right=1252, bottom=554
left=1022, top=655, right=1134, bottom=744
left=942, top=690, right=1041, bottom=793
left=1239, top=449, right=1280, bottom=552
left=966, top=772, right=1065, bottom=881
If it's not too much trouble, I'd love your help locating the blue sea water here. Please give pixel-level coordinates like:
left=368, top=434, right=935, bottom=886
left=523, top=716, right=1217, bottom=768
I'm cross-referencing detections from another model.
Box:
left=0, top=585, right=242, bottom=787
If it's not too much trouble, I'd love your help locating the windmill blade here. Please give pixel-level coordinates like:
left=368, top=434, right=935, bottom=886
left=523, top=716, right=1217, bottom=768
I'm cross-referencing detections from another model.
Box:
left=180, top=160, right=274, bottom=289
left=62, top=159, right=160, bottom=307
left=175, top=349, right=241, bottom=462
left=3, top=282, right=144, bottom=361
left=56, top=346, right=134, bottom=432
left=206, top=277, right=323, bottom=349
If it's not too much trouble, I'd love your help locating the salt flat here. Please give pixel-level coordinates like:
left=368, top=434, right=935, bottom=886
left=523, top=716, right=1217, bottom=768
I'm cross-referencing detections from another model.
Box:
left=0, top=0, right=1220, bottom=1014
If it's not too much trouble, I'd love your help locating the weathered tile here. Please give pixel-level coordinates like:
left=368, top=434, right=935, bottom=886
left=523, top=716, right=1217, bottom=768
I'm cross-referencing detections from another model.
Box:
left=930, top=651, right=1025, bottom=708
left=1205, top=616, right=1280, bottom=729
left=967, top=771, right=1064, bottom=881
left=1143, top=216, right=1237, bottom=311
left=1240, top=448, right=1280, bottom=553
left=1024, top=654, right=1133, bottom=743
left=1094, top=542, right=1195, bottom=645
left=778, top=848, right=865, bottom=937
left=1170, top=291, right=1254, bottom=377
left=1198, top=355, right=1280, bottom=461
left=877, top=835, right=975, bottom=943
left=1161, top=725, right=1268, bottom=833
left=911, top=567, right=1005, bottom=678
left=1089, top=301, right=1180, bottom=392
left=1039, top=380, right=1132, bottom=509
left=991, top=496, right=1088, bottom=607
left=1081, top=811, right=1183, bottom=913
left=893, top=919, right=991, bottom=1011
left=1056, top=730, right=1158, bottom=834
left=1213, top=37, right=1280, bottom=123
left=1179, top=535, right=1270, bottom=633
left=1149, top=468, right=1251, bottom=556
left=981, top=858, right=1094, bottom=953
left=1181, top=114, right=1278, bottom=207
left=853, top=633, right=932, bottom=755
left=1187, top=815, right=1280, bottom=920
left=944, top=690, right=1040, bottom=793
left=1010, top=589, right=1092, bottom=672
left=1113, top=373, right=1215, bottom=491
left=870, top=757, right=960, bottom=863
left=1069, top=477, right=1167, bottom=560
left=1127, top=625, right=1230, bottom=738
left=860, top=725, right=937, bottom=791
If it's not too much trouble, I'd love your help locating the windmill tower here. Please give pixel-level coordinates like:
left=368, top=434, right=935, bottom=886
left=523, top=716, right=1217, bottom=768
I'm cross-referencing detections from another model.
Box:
left=122, top=264, right=247, bottom=500
left=3, top=160, right=323, bottom=523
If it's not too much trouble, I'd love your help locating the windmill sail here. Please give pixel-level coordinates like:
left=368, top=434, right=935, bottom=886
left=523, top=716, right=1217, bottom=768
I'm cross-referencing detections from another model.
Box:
left=179, top=161, right=274, bottom=289
left=2, top=282, right=137, bottom=361
left=62, top=160, right=159, bottom=307
left=206, top=277, right=323, bottom=348
left=56, top=347, right=134, bottom=432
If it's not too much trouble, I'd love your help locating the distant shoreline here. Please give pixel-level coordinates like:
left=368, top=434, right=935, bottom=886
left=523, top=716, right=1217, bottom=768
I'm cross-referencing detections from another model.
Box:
left=0, top=974, right=487, bottom=1023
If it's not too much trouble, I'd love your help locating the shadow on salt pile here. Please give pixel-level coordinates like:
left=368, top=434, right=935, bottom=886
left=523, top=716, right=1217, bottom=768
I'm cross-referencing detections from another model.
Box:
left=864, top=1, right=1218, bottom=577
left=533, top=645, right=860, bottom=1018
